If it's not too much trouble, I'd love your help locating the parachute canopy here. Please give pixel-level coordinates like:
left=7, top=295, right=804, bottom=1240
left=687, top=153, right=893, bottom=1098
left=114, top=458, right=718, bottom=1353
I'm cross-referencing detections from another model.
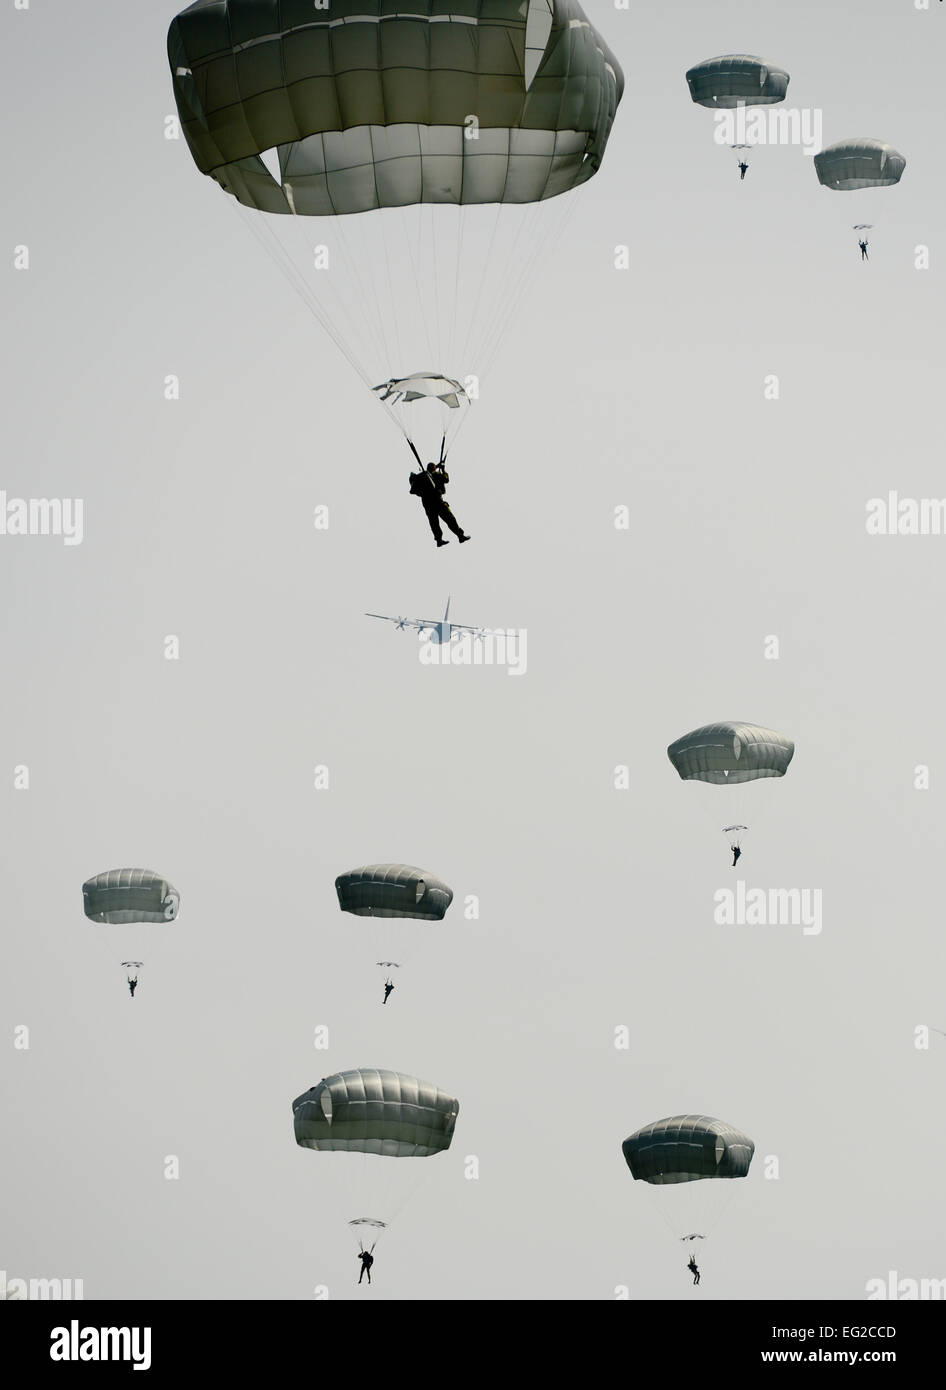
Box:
left=293, top=1068, right=459, bottom=1156
left=814, top=139, right=906, bottom=191
left=622, top=1115, right=755, bottom=1184
left=82, top=868, right=180, bottom=924
left=374, top=375, right=467, bottom=410
left=373, top=375, right=469, bottom=446
left=685, top=55, right=789, bottom=108
left=335, top=864, right=453, bottom=920
left=667, top=722, right=794, bottom=784
left=168, top=0, right=624, bottom=215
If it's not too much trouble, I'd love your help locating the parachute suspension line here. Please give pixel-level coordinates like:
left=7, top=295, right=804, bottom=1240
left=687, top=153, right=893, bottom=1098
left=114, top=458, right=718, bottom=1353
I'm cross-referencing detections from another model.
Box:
left=418, top=204, right=438, bottom=369
left=379, top=1165, right=427, bottom=1231
left=478, top=191, right=581, bottom=383
left=283, top=200, right=395, bottom=385
left=474, top=199, right=548, bottom=377
left=351, top=214, right=398, bottom=374
left=284, top=208, right=386, bottom=371
left=642, top=1186, right=704, bottom=1255
left=330, top=209, right=397, bottom=379
left=440, top=404, right=465, bottom=458
left=358, top=205, right=397, bottom=375
left=431, top=202, right=444, bottom=368
left=232, top=201, right=373, bottom=389
left=347, top=1150, right=423, bottom=1239
left=393, top=203, right=436, bottom=372
left=456, top=199, right=505, bottom=372
left=376, top=395, right=413, bottom=445
left=450, top=205, right=466, bottom=374
left=458, top=202, right=518, bottom=375
left=261, top=205, right=378, bottom=380
left=85, top=920, right=130, bottom=979
left=358, top=130, right=402, bottom=373
left=642, top=1185, right=691, bottom=1248
left=701, top=1181, right=741, bottom=1241
left=423, top=203, right=440, bottom=364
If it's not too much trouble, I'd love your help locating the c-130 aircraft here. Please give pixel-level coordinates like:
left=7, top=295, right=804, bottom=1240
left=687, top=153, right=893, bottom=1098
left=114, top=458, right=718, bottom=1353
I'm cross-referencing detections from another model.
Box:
left=366, top=596, right=486, bottom=645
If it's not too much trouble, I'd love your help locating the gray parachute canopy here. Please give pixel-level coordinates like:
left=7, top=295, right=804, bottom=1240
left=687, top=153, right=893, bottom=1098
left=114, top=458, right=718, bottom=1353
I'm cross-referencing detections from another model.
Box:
left=335, top=864, right=453, bottom=920
left=293, top=1068, right=459, bottom=1156
left=685, top=55, right=789, bottom=108
left=82, top=868, right=180, bottom=924
left=814, top=139, right=906, bottom=191
left=667, top=722, right=794, bottom=784
left=168, top=0, right=623, bottom=214
left=622, top=1115, right=755, bottom=1184
left=373, top=375, right=467, bottom=409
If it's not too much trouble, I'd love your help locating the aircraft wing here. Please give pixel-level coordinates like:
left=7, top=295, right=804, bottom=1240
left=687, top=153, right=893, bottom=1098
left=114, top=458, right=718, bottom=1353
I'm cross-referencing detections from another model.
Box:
left=365, top=612, right=438, bottom=633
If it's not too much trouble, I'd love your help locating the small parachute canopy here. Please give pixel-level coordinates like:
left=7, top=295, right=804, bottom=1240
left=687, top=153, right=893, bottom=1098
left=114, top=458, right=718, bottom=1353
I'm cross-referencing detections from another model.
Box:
left=667, top=722, right=794, bottom=784
left=292, top=1068, right=459, bottom=1157
left=686, top=55, right=789, bottom=109
left=622, top=1115, right=755, bottom=1185
left=373, top=375, right=467, bottom=410
left=814, top=139, right=906, bottom=192
left=335, top=864, right=453, bottom=920
left=168, top=0, right=624, bottom=215
left=82, top=868, right=180, bottom=924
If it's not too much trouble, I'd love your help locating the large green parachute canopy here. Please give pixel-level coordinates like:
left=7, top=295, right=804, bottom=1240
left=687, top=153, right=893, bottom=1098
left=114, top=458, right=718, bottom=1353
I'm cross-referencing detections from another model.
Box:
left=622, top=1115, right=754, bottom=1184
left=82, top=868, right=180, bottom=923
left=335, top=864, right=453, bottom=920
left=168, top=0, right=624, bottom=214
left=667, top=722, right=794, bottom=784
left=814, top=139, right=906, bottom=191
left=685, top=55, right=789, bottom=108
left=293, top=1068, right=459, bottom=1156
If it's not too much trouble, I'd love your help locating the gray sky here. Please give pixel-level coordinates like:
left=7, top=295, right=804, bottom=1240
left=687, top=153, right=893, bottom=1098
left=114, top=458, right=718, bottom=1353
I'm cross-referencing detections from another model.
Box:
left=2, top=0, right=944, bottom=1301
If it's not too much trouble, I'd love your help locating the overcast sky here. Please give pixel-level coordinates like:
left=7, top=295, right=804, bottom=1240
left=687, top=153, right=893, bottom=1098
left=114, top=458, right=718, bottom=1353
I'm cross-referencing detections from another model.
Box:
left=2, top=0, right=944, bottom=1301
